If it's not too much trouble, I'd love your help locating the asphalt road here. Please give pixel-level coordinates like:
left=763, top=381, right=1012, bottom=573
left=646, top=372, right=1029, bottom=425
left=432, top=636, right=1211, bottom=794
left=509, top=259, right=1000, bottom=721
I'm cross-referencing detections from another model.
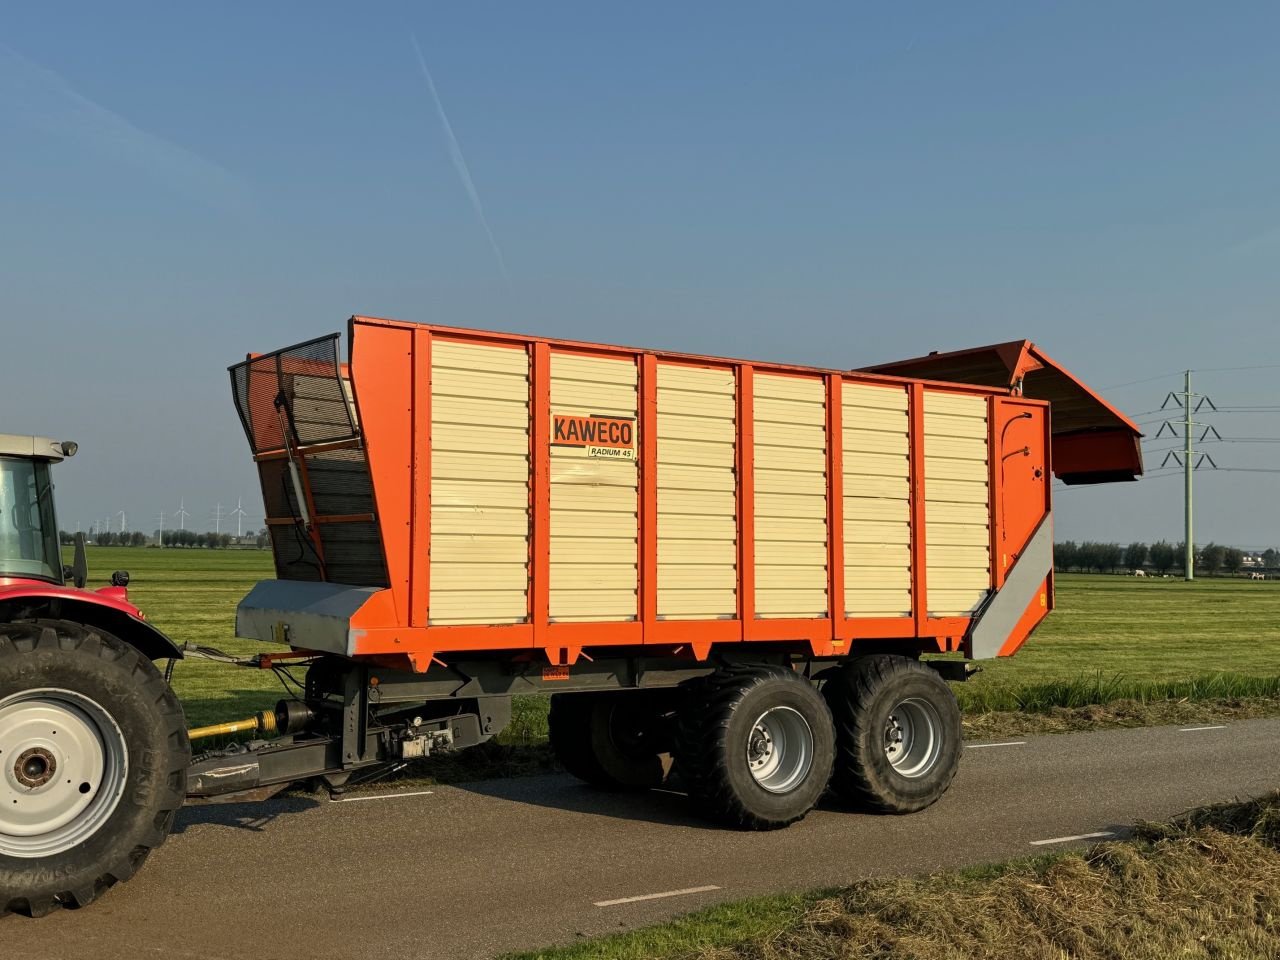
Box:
left=6, top=719, right=1278, bottom=960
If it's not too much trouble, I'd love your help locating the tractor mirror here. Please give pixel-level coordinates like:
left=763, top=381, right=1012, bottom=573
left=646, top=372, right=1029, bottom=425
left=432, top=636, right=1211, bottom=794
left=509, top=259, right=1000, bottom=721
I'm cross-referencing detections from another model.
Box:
left=71, top=532, right=88, bottom=589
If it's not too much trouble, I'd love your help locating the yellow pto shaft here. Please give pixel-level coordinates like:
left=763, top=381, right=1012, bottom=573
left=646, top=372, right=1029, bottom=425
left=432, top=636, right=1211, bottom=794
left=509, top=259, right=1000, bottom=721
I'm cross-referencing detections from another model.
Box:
left=187, top=709, right=278, bottom=742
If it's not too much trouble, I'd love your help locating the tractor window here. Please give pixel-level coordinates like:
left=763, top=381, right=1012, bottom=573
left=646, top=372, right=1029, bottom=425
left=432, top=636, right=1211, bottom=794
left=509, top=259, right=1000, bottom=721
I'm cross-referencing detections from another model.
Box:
left=0, top=457, right=60, bottom=582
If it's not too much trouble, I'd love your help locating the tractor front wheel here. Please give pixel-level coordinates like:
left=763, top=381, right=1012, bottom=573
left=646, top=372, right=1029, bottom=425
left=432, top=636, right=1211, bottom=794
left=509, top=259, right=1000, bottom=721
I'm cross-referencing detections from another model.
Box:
left=0, top=620, right=189, bottom=917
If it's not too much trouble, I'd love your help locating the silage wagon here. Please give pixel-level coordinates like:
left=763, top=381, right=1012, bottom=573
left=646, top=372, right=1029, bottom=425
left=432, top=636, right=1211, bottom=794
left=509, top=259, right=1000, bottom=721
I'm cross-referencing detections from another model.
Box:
left=0, top=317, right=1141, bottom=915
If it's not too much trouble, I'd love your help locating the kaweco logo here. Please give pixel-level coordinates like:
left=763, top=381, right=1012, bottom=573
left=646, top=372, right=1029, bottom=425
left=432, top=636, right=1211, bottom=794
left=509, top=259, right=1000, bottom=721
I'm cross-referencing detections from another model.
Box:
left=552, top=414, right=636, bottom=460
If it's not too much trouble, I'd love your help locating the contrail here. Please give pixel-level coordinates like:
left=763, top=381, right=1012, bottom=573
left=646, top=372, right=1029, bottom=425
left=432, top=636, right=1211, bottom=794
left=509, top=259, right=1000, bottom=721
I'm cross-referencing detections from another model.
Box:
left=0, top=42, right=248, bottom=212
left=410, top=34, right=508, bottom=280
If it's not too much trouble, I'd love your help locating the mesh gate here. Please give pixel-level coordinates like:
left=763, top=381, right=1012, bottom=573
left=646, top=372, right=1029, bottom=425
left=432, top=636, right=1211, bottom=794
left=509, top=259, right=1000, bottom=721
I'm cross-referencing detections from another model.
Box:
left=229, top=334, right=388, bottom=587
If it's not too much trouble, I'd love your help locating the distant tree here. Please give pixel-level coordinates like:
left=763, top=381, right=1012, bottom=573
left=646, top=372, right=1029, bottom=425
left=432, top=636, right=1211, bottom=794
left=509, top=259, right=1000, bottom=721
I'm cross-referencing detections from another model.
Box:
left=1075, top=541, right=1100, bottom=573
left=254, top=527, right=270, bottom=549
left=1149, top=541, right=1177, bottom=576
left=1097, top=542, right=1124, bottom=573
left=1124, top=542, right=1148, bottom=571
left=1174, top=542, right=1188, bottom=573
left=130, top=531, right=147, bottom=548
left=1200, top=543, right=1225, bottom=576
left=1223, top=547, right=1244, bottom=575
left=1263, top=548, right=1279, bottom=571
left=1055, top=541, right=1079, bottom=572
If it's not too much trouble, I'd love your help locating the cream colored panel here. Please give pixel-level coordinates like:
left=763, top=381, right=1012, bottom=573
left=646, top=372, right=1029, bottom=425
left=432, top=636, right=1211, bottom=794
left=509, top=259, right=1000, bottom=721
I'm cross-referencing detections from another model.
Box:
left=845, top=544, right=911, bottom=567
left=432, top=451, right=529, bottom=482
left=755, top=589, right=828, bottom=617
left=432, top=423, right=528, bottom=453
left=550, top=352, right=639, bottom=621
left=924, top=390, right=990, bottom=615
left=844, top=428, right=909, bottom=456
left=842, top=381, right=912, bottom=620
left=845, top=520, right=912, bottom=545
left=754, top=374, right=827, bottom=619
left=754, top=492, right=827, bottom=520
left=657, top=363, right=738, bottom=620
left=845, top=589, right=912, bottom=618
left=433, top=394, right=532, bottom=428
left=431, top=534, right=528, bottom=565
left=842, top=383, right=909, bottom=411
left=427, top=591, right=529, bottom=625
left=432, top=368, right=529, bottom=401
left=659, top=463, right=736, bottom=492
left=433, top=339, right=530, bottom=374
left=657, top=565, right=737, bottom=590
left=430, top=341, right=529, bottom=626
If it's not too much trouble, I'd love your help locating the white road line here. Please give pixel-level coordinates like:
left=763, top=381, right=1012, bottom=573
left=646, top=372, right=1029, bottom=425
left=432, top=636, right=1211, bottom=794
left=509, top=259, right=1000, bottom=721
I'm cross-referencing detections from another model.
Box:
left=332, top=790, right=435, bottom=803
left=1179, top=725, right=1227, bottom=732
left=965, top=741, right=1027, bottom=750
left=594, top=885, right=721, bottom=908
left=1030, top=831, right=1113, bottom=846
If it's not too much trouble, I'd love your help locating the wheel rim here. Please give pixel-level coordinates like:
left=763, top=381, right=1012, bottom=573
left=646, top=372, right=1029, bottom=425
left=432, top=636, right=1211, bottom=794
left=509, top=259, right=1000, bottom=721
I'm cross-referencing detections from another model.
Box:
left=0, top=688, right=129, bottom=858
left=883, top=697, right=943, bottom=779
left=745, top=706, right=813, bottom=794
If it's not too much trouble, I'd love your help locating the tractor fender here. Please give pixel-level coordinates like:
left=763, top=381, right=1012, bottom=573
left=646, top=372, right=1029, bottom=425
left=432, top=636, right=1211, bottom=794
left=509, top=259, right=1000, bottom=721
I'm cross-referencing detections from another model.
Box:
left=0, top=583, right=182, bottom=662
left=52, top=597, right=183, bottom=662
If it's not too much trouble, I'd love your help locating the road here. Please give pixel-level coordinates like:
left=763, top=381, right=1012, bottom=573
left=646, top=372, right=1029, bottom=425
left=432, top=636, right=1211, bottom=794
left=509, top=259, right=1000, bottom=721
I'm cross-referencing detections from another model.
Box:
left=6, top=719, right=1278, bottom=960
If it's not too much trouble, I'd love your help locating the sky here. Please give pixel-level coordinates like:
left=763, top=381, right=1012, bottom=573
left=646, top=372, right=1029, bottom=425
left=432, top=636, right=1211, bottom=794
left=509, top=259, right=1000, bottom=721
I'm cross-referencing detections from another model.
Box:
left=3, top=2, right=1279, bottom=548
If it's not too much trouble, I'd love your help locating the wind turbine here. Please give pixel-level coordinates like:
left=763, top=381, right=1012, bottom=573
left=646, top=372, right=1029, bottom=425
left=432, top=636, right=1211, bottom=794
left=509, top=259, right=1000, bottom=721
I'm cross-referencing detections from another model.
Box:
left=175, top=498, right=190, bottom=532
left=157, top=510, right=166, bottom=548
left=211, top=502, right=225, bottom=535
left=117, top=510, right=127, bottom=533
left=230, top=498, right=247, bottom=539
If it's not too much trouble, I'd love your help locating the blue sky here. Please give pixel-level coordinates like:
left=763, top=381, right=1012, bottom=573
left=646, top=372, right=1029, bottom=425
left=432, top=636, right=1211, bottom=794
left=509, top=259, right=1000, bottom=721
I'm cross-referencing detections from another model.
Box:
left=3, top=3, right=1279, bottom=546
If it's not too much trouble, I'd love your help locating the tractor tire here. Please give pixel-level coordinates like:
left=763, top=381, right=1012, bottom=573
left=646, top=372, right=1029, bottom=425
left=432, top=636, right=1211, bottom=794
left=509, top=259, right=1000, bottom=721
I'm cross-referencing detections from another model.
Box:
left=675, top=664, right=834, bottom=830
left=823, top=655, right=961, bottom=814
left=0, top=620, right=189, bottom=917
left=548, top=692, right=668, bottom=790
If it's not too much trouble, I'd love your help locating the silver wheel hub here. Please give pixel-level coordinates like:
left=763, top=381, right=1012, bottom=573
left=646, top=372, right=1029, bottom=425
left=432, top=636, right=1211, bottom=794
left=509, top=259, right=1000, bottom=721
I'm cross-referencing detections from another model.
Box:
left=883, top=697, right=943, bottom=779
left=746, top=706, right=814, bottom=794
left=0, top=689, right=129, bottom=858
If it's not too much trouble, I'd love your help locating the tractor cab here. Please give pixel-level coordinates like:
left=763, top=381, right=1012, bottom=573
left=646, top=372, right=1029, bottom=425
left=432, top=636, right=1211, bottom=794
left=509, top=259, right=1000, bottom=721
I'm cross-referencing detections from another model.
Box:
left=0, top=435, right=76, bottom=586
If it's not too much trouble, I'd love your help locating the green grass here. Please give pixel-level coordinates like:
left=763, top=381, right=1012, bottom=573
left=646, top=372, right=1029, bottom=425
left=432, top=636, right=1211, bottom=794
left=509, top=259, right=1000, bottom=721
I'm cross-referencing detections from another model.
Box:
left=70, top=546, right=280, bottom=726
left=65, top=552, right=1280, bottom=733
left=503, top=792, right=1280, bottom=960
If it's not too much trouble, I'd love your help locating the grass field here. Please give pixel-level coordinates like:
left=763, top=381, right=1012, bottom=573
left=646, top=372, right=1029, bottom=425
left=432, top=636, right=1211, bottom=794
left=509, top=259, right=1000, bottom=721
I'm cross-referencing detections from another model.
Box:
left=66, top=548, right=1280, bottom=730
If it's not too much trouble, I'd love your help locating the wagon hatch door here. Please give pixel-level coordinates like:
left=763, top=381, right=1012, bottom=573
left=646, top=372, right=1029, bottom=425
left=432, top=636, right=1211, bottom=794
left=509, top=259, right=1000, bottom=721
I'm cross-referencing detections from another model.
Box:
left=860, top=340, right=1142, bottom=485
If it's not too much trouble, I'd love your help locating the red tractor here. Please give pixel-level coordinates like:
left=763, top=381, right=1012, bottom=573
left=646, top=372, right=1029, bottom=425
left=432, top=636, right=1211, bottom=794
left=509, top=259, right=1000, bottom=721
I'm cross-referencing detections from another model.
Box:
left=0, top=435, right=190, bottom=916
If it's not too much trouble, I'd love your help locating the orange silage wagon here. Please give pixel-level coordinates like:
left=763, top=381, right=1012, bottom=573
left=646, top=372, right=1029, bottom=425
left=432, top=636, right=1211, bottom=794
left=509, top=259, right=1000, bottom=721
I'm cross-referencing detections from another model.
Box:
left=213, top=316, right=1140, bottom=821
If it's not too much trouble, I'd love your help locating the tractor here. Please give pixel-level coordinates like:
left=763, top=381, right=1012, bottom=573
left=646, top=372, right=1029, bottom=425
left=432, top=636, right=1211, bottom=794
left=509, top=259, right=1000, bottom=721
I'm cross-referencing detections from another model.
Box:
left=0, top=434, right=189, bottom=916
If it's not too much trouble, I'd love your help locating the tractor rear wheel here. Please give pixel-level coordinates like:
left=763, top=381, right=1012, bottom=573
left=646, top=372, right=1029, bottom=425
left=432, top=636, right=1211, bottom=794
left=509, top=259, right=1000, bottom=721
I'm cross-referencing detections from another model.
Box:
left=675, top=665, right=834, bottom=830
left=549, top=692, right=670, bottom=790
left=823, top=655, right=961, bottom=813
left=0, top=620, right=189, bottom=917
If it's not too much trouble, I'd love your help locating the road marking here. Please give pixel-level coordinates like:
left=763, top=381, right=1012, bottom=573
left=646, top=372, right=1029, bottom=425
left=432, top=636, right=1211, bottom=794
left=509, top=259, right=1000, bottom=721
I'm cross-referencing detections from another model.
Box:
left=1179, top=725, right=1227, bottom=732
left=332, top=790, right=435, bottom=803
left=1030, top=831, right=1113, bottom=846
left=965, top=741, right=1026, bottom=750
left=594, top=885, right=721, bottom=907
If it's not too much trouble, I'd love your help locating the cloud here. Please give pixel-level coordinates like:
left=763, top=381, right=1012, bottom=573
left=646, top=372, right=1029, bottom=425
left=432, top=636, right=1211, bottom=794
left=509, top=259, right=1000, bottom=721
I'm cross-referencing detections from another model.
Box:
left=0, top=42, right=247, bottom=210
left=410, top=34, right=508, bottom=280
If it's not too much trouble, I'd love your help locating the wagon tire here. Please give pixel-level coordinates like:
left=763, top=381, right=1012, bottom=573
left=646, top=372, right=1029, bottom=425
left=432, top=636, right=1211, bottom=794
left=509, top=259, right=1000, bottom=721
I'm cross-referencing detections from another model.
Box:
left=823, top=655, right=961, bottom=814
left=0, top=620, right=189, bottom=917
left=549, top=692, right=667, bottom=790
left=675, top=664, right=834, bottom=830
